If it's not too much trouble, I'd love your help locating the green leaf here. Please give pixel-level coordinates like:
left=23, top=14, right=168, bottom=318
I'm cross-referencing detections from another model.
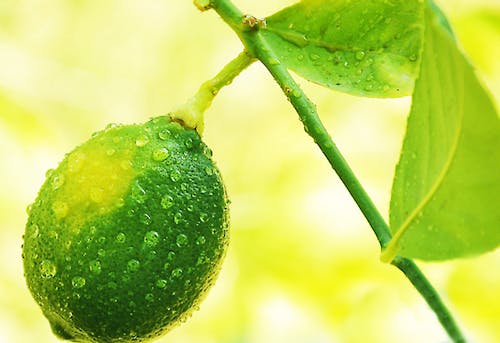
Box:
left=262, top=0, right=423, bottom=98
left=382, top=4, right=500, bottom=262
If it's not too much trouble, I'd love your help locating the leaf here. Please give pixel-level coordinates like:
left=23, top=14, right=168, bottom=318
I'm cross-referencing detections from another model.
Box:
left=262, top=0, right=423, bottom=98
left=428, top=0, right=455, bottom=39
left=382, top=4, right=500, bottom=262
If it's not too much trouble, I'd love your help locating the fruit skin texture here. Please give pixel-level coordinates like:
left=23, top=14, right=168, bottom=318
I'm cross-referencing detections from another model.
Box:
left=22, top=116, right=229, bottom=342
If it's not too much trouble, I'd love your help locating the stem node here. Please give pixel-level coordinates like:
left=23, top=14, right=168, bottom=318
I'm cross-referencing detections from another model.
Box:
left=193, top=0, right=212, bottom=12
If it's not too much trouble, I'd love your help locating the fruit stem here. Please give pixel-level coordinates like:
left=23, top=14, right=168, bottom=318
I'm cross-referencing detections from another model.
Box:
left=171, top=50, right=255, bottom=134
left=207, top=0, right=467, bottom=342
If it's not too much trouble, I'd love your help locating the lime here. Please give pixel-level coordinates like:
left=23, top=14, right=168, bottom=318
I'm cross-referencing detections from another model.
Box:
left=22, top=116, right=229, bottom=342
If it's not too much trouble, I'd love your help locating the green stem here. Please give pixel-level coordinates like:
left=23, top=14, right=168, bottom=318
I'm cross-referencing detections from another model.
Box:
left=392, top=257, right=466, bottom=343
left=207, top=0, right=467, bottom=342
left=171, top=51, right=255, bottom=133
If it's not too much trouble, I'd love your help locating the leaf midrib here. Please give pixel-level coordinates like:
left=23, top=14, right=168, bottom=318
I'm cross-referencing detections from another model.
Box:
left=264, top=26, right=417, bottom=59
left=382, top=27, right=465, bottom=260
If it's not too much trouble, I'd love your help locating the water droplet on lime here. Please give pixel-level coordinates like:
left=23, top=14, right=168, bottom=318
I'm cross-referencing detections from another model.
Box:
left=174, top=212, right=183, bottom=224
left=152, top=148, right=169, bottom=162
left=135, top=135, right=149, bottom=147
left=199, top=213, right=209, bottom=223
left=161, top=195, right=174, bottom=209
left=158, top=129, right=170, bottom=140
left=144, top=231, right=159, bottom=247
left=355, top=51, right=366, bottom=61
left=170, top=170, right=181, bottom=182
left=51, top=175, right=65, bottom=190
left=176, top=234, right=188, bottom=247
left=127, top=259, right=140, bottom=272
left=40, top=260, right=57, bottom=278
left=116, top=233, right=126, bottom=243
left=140, top=213, right=152, bottom=225
left=72, top=276, right=86, bottom=288
left=52, top=201, right=68, bottom=218
left=89, top=260, right=102, bottom=274
left=171, top=268, right=183, bottom=278
left=156, top=279, right=168, bottom=289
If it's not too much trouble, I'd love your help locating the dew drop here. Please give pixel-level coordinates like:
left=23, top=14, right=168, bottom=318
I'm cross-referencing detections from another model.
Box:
left=355, top=51, right=366, bottom=61
left=72, top=276, right=86, bottom=288
left=51, top=175, right=65, bottom=190
left=145, top=293, right=154, bottom=302
left=174, top=212, right=183, bottom=224
left=144, top=231, right=159, bottom=247
left=176, top=234, right=188, bottom=247
left=52, top=201, right=68, bottom=218
left=170, top=169, right=182, bottom=182
left=186, top=204, right=194, bottom=212
left=89, top=260, right=102, bottom=274
left=116, top=233, right=126, bottom=243
left=199, top=213, right=209, bottom=223
left=146, top=250, right=157, bottom=261
left=196, top=236, right=206, bottom=245
left=205, top=166, right=214, bottom=176
left=156, top=279, right=168, bottom=289
left=152, top=148, right=169, bottom=161
left=105, top=123, right=117, bottom=130
left=98, top=248, right=106, bottom=257
left=409, top=54, right=418, bottom=62
left=167, top=251, right=175, bottom=261
left=121, top=160, right=132, bottom=170
left=30, top=224, right=39, bottom=239
left=90, top=187, right=104, bottom=203
left=161, top=195, right=174, bottom=209
left=297, top=54, right=304, bottom=61
left=127, top=259, right=140, bottom=272
left=106, top=148, right=116, bottom=156
left=135, top=135, right=149, bottom=147
left=268, top=57, right=280, bottom=65
left=40, top=260, right=57, bottom=278
left=196, top=254, right=206, bottom=266
left=171, top=268, right=183, bottom=278
left=310, top=53, right=320, bottom=61
left=116, top=197, right=125, bottom=208
left=184, top=138, right=194, bottom=149
left=203, top=146, right=213, bottom=157
left=140, top=213, right=152, bottom=225
left=45, top=168, right=54, bottom=178
left=158, top=129, right=170, bottom=140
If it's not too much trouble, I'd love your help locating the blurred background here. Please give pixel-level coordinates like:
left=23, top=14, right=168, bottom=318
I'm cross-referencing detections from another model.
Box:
left=0, top=0, right=499, bottom=342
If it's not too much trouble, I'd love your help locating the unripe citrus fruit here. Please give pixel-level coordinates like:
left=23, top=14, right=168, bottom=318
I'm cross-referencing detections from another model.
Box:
left=22, top=116, right=229, bottom=342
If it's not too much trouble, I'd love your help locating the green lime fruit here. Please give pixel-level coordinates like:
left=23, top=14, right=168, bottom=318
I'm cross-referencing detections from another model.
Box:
left=22, top=116, right=229, bottom=342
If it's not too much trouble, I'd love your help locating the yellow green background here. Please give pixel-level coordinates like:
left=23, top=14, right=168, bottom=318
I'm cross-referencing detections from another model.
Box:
left=1, top=1, right=499, bottom=342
